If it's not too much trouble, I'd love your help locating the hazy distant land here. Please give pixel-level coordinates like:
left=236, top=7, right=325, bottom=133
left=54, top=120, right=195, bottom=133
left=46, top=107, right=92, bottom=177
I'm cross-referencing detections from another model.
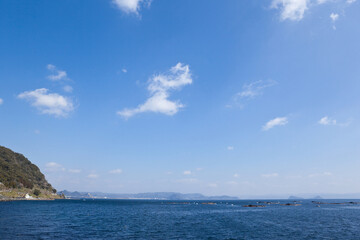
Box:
left=59, top=190, right=239, bottom=200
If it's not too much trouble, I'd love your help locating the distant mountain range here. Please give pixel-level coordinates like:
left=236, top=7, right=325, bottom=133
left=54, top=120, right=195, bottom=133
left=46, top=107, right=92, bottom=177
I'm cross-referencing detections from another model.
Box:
left=289, top=195, right=323, bottom=200
left=59, top=190, right=239, bottom=200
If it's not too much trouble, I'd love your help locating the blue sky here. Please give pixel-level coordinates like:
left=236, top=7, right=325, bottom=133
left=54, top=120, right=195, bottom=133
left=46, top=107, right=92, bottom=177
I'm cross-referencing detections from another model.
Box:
left=1, top=0, right=360, bottom=197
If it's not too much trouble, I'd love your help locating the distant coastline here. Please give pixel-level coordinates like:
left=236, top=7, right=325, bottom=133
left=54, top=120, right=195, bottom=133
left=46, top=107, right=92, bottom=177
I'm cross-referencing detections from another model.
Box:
left=59, top=190, right=239, bottom=200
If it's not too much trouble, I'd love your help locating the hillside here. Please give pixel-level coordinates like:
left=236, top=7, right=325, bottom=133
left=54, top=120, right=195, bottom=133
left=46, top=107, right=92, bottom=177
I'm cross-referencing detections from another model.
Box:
left=0, top=146, right=61, bottom=200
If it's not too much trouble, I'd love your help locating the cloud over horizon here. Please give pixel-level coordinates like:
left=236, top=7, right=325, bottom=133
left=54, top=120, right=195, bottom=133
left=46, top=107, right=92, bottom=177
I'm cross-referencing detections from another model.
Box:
left=117, top=63, right=192, bottom=118
left=88, top=174, right=99, bottom=179
left=68, top=169, right=82, bottom=173
left=45, top=162, right=66, bottom=172
left=109, top=169, right=123, bottom=174
left=261, top=173, right=279, bottom=178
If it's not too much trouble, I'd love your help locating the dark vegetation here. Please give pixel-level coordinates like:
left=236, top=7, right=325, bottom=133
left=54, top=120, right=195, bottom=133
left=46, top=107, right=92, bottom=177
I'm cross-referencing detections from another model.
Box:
left=33, top=189, right=41, bottom=196
left=0, top=146, right=55, bottom=192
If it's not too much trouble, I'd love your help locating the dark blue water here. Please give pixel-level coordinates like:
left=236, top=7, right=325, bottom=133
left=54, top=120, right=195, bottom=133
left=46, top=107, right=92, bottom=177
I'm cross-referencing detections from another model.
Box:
left=1, top=199, right=360, bottom=239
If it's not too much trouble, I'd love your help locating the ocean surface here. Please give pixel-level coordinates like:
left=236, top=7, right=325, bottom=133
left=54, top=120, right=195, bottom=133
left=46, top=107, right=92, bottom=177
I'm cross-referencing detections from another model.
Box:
left=1, top=199, right=360, bottom=239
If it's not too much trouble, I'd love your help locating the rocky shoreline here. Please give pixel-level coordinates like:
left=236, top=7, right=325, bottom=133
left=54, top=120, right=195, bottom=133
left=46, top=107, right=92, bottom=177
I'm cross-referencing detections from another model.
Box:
left=0, top=196, right=60, bottom=201
left=0, top=188, right=64, bottom=202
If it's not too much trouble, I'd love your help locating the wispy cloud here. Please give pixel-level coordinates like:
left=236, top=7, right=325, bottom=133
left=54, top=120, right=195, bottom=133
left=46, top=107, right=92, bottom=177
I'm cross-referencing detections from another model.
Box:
left=47, top=64, right=67, bottom=81
left=271, top=0, right=308, bottom=21
left=308, top=172, right=332, bottom=178
left=183, top=170, right=192, bottom=175
left=261, top=173, right=279, bottom=178
left=208, top=183, right=218, bottom=188
left=122, top=68, right=127, bottom=73
left=63, top=85, right=73, bottom=93
left=319, top=116, right=351, bottom=127
left=0, top=98, right=3, bottom=105
left=227, top=146, right=234, bottom=151
left=88, top=174, right=99, bottom=179
left=231, top=80, right=276, bottom=108
left=47, top=65, right=74, bottom=92
left=271, top=0, right=356, bottom=21
left=318, top=116, right=337, bottom=125
left=18, top=88, right=74, bottom=117
left=112, top=0, right=151, bottom=14
left=330, top=12, right=339, bottom=29
left=68, top=169, right=82, bottom=173
left=176, top=178, right=198, bottom=184
left=330, top=12, right=339, bottom=22
left=262, top=117, right=288, bottom=131
left=109, top=169, right=123, bottom=174
left=117, top=63, right=192, bottom=118
left=45, top=162, right=65, bottom=172
left=226, top=181, right=238, bottom=185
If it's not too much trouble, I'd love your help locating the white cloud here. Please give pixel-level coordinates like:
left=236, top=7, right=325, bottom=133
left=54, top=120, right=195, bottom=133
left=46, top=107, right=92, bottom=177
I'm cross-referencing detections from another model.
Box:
left=227, top=146, right=234, bottom=151
left=318, top=116, right=337, bottom=125
left=112, top=0, right=151, bottom=14
left=63, top=85, right=73, bottom=93
left=109, top=168, right=123, bottom=174
left=308, top=172, right=332, bottom=178
left=46, top=162, right=62, bottom=168
left=183, top=170, right=192, bottom=175
left=47, top=64, right=67, bottom=81
left=226, top=181, right=238, bottom=185
left=208, top=183, right=218, bottom=188
left=88, top=174, right=99, bottom=179
left=18, top=88, right=74, bottom=117
left=176, top=178, right=198, bottom=183
left=261, top=173, right=279, bottom=178
left=0, top=98, right=3, bottom=105
left=68, top=169, right=82, bottom=173
left=262, top=117, right=288, bottom=131
left=122, top=68, right=127, bottom=73
left=117, top=63, right=192, bottom=118
left=330, top=13, right=339, bottom=22
left=272, top=0, right=354, bottom=21
left=45, top=162, right=65, bottom=172
left=329, top=12, right=339, bottom=31
left=233, top=173, right=239, bottom=178
left=319, top=116, right=351, bottom=127
left=271, top=0, right=308, bottom=21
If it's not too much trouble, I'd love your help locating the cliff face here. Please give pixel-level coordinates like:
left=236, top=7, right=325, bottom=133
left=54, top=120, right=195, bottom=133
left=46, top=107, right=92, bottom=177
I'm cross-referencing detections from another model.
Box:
left=0, top=146, right=57, bottom=199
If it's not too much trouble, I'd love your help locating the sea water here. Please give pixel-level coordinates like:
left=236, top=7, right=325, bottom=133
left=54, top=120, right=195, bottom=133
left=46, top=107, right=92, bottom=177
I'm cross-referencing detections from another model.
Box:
left=1, top=199, right=360, bottom=239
